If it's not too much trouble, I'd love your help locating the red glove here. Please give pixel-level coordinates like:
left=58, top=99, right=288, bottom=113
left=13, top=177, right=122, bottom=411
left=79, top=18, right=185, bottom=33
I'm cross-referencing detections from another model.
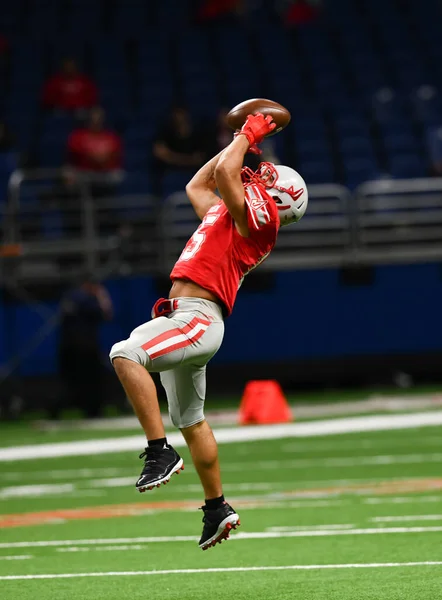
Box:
left=236, top=113, right=276, bottom=147
left=248, top=143, right=262, bottom=155
left=234, top=129, right=262, bottom=154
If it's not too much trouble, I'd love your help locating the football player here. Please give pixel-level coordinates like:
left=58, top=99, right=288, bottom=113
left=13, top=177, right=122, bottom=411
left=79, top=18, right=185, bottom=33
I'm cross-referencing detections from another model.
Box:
left=110, top=113, right=308, bottom=550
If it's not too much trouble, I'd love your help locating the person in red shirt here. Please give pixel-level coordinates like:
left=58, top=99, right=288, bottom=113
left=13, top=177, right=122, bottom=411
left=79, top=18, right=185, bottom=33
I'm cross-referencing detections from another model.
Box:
left=42, top=58, right=98, bottom=113
left=109, top=113, right=308, bottom=550
left=196, top=0, right=242, bottom=21
left=285, top=0, right=320, bottom=26
left=67, top=106, right=122, bottom=173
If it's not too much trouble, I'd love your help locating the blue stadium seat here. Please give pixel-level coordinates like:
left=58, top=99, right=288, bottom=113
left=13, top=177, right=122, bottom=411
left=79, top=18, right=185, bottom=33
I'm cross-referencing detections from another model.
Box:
left=37, top=132, right=67, bottom=168
left=119, top=172, right=152, bottom=195
left=371, top=88, right=407, bottom=123
left=339, top=136, right=376, bottom=158
left=297, top=138, right=331, bottom=162
left=388, top=153, right=427, bottom=179
left=110, top=1, right=148, bottom=37
left=297, top=160, right=335, bottom=185
left=383, top=132, right=417, bottom=154
left=424, top=126, right=442, bottom=163
left=343, top=157, right=381, bottom=189
left=410, top=85, right=442, bottom=124
left=161, top=170, right=192, bottom=197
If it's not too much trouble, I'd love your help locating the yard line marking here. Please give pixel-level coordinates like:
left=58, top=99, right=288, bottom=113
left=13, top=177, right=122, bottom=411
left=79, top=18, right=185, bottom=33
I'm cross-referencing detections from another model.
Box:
left=266, top=524, right=354, bottom=532
left=0, top=555, right=32, bottom=560
left=222, top=453, right=442, bottom=471
left=372, top=515, right=442, bottom=523
left=364, top=495, right=442, bottom=505
left=1, top=411, right=442, bottom=461
left=1, top=467, right=126, bottom=482
left=0, top=484, right=75, bottom=499
left=2, top=452, right=442, bottom=487
left=2, top=562, right=442, bottom=580
left=57, top=545, right=148, bottom=553
left=2, top=478, right=442, bottom=528
left=282, top=436, right=442, bottom=453
left=2, top=525, right=442, bottom=548
left=4, top=474, right=438, bottom=500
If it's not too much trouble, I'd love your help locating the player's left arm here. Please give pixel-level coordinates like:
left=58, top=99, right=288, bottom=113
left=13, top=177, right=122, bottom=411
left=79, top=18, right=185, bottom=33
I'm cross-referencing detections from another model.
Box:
left=214, top=135, right=250, bottom=236
left=215, top=113, right=276, bottom=236
left=185, top=150, right=226, bottom=220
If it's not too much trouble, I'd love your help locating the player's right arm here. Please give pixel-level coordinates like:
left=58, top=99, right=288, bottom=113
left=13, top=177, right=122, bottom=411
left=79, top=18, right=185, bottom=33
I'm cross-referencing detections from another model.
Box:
left=185, top=150, right=226, bottom=220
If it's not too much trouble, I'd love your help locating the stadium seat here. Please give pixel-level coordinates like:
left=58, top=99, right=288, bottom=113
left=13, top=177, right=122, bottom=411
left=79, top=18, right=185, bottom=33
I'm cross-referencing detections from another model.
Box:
left=161, top=170, right=192, bottom=197
left=388, top=153, right=427, bottom=179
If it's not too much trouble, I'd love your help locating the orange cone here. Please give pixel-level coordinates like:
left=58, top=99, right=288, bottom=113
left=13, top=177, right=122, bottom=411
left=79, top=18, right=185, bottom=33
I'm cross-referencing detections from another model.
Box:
left=238, top=380, right=293, bottom=425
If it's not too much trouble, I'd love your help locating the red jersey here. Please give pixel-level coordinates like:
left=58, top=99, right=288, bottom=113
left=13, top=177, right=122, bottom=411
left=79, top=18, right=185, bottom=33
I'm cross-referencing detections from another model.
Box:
left=42, top=74, right=98, bottom=111
left=67, top=129, right=123, bottom=171
left=170, top=184, right=279, bottom=316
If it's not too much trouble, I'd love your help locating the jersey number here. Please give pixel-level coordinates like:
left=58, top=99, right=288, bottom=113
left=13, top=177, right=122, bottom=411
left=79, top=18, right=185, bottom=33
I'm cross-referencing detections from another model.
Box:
left=179, top=231, right=205, bottom=261
left=178, top=211, right=220, bottom=262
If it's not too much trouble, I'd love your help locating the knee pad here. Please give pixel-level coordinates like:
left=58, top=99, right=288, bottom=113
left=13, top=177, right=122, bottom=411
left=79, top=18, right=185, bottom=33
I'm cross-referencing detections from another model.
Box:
left=109, top=340, right=146, bottom=366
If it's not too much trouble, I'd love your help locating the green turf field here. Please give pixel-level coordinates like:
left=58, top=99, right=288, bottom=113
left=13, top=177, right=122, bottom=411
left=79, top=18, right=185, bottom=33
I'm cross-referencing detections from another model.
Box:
left=1, top=415, right=442, bottom=599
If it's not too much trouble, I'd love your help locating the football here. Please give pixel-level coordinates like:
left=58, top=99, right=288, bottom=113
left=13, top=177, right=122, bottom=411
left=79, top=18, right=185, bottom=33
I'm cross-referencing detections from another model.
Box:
left=226, top=98, right=291, bottom=136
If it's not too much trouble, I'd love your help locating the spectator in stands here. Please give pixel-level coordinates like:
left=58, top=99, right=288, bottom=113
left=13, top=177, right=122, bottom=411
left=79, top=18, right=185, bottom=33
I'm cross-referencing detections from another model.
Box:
left=67, top=106, right=123, bottom=197
left=42, top=57, right=98, bottom=115
left=195, top=0, right=243, bottom=22
left=56, top=275, right=113, bottom=419
left=152, top=105, right=207, bottom=194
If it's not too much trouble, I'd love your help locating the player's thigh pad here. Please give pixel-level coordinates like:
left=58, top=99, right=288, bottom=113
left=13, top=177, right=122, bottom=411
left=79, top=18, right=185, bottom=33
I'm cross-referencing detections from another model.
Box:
left=160, top=364, right=207, bottom=428
left=109, top=313, right=224, bottom=372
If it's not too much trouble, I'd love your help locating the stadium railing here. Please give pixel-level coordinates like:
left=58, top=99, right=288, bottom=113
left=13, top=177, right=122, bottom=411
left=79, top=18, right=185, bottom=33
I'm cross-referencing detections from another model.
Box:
left=160, top=184, right=353, bottom=272
left=2, top=169, right=159, bottom=282
left=3, top=169, right=442, bottom=284
left=354, top=177, right=442, bottom=264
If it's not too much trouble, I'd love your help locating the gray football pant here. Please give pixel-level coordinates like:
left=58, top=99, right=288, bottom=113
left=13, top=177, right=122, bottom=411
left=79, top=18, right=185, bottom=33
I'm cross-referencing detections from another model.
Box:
left=109, top=297, right=224, bottom=428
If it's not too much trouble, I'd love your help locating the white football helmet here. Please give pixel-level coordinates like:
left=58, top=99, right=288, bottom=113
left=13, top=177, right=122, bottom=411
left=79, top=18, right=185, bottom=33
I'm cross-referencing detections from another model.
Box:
left=242, top=162, right=308, bottom=226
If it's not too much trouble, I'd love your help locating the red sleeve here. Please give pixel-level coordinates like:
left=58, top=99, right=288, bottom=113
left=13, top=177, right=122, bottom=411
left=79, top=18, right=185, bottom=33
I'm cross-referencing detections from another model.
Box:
left=244, top=184, right=279, bottom=236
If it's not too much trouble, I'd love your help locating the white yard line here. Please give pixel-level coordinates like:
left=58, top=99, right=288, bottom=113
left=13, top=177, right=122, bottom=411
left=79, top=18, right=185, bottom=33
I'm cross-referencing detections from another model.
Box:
left=4, top=451, right=441, bottom=484
left=222, top=453, right=442, bottom=470
left=0, top=484, right=74, bottom=499
left=266, top=524, right=354, bottom=532
left=56, top=545, right=148, bottom=553
left=282, top=436, right=442, bottom=453
left=2, top=562, right=442, bottom=580
left=1, top=467, right=126, bottom=482
left=0, top=476, right=435, bottom=500
left=364, top=495, right=442, bottom=505
left=0, top=555, right=32, bottom=560
left=372, top=515, right=442, bottom=523
left=2, top=525, right=442, bottom=549
left=1, top=453, right=441, bottom=496
left=0, top=476, right=442, bottom=504
left=1, top=412, right=442, bottom=461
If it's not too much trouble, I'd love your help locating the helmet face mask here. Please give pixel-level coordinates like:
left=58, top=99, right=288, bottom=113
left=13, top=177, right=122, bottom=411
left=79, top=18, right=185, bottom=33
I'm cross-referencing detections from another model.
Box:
left=241, top=162, right=308, bottom=226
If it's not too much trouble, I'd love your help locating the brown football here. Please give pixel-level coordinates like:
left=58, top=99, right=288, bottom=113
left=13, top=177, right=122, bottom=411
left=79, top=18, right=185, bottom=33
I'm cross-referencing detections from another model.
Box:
left=226, top=98, right=291, bottom=137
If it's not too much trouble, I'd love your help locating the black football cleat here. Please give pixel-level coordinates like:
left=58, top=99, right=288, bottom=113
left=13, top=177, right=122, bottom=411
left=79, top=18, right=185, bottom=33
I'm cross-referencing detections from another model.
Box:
left=199, top=502, right=240, bottom=550
left=136, top=444, right=184, bottom=492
